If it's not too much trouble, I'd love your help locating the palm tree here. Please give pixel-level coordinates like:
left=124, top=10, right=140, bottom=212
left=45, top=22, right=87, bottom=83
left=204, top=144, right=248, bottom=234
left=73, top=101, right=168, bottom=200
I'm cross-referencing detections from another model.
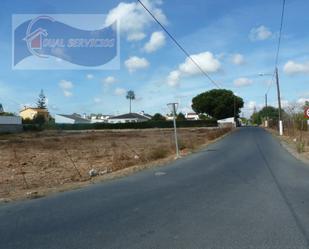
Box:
left=126, top=90, right=135, bottom=113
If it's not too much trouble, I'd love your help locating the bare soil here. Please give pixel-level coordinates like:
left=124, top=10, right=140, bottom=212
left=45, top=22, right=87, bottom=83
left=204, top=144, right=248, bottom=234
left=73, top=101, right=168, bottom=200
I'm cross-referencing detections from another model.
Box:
left=0, top=127, right=231, bottom=202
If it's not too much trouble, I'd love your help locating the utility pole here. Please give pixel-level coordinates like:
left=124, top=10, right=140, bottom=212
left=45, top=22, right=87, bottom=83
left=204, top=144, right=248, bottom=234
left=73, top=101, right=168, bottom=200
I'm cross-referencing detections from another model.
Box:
left=265, top=93, right=268, bottom=127
left=167, top=103, right=180, bottom=158
left=233, top=95, right=237, bottom=127
left=275, top=67, right=283, bottom=135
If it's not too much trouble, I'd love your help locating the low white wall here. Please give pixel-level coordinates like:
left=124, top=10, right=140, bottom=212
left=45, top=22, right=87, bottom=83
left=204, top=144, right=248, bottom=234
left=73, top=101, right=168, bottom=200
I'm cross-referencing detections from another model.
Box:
left=0, top=116, right=22, bottom=125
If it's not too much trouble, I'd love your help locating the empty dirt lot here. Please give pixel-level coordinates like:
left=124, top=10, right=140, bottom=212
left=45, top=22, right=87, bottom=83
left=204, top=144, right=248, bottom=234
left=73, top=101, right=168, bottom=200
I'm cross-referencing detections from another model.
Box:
left=0, top=127, right=231, bottom=201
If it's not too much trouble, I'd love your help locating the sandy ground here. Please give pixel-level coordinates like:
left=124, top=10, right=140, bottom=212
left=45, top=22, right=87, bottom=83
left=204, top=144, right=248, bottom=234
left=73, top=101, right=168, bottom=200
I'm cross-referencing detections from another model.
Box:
left=0, top=127, right=231, bottom=202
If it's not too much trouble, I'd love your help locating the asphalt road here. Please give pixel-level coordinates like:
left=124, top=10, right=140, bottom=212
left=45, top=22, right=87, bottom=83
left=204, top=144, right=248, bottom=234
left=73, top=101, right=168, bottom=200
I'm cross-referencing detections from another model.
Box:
left=1, top=127, right=309, bottom=249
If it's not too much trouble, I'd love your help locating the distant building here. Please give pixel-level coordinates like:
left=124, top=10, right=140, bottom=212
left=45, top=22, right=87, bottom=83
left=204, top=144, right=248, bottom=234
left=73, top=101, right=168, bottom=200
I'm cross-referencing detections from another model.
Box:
left=108, top=112, right=151, bottom=124
left=217, top=117, right=236, bottom=128
left=19, top=107, right=50, bottom=120
left=89, top=114, right=114, bottom=123
left=55, top=114, right=90, bottom=124
left=165, top=114, right=174, bottom=121
left=0, top=116, right=22, bottom=133
left=185, top=112, right=199, bottom=120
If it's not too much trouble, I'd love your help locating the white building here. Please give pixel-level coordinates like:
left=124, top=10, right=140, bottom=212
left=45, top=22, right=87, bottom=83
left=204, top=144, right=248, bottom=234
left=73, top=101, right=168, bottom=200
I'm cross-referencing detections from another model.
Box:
left=217, top=117, right=236, bottom=127
left=55, top=114, right=90, bottom=124
left=108, top=113, right=151, bottom=124
left=90, top=114, right=114, bottom=123
left=185, top=112, right=199, bottom=120
left=0, top=116, right=22, bottom=133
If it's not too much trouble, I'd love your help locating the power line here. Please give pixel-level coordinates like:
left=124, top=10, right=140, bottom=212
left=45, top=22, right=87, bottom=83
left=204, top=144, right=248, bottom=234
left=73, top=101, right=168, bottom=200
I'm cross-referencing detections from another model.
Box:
left=266, top=0, right=286, bottom=94
left=275, top=0, right=286, bottom=68
left=137, top=0, right=221, bottom=89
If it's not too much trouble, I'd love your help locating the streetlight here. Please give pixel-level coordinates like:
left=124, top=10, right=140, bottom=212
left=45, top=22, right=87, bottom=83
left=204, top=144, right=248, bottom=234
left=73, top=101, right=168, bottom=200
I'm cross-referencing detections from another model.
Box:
left=167, top=102, right=180, bottom=158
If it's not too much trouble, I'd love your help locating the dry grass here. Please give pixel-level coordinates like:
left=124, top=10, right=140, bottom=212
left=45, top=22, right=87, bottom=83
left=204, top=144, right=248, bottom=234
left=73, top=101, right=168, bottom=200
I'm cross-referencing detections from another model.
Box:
left=0, top=127, right=231, bottom=201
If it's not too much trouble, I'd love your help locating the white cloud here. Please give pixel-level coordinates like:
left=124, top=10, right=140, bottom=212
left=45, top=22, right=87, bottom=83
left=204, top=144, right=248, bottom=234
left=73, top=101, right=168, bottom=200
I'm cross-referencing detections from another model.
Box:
left=144, top=31, right=165, bottom=53
left=59, top=80, right=73, bottom=97
left=233, top=77, right=253, bottom=87
left=281, top=99, right=289, bottom=108
left=166, top=51, right=221, bottom=87
left=231, top=53, right=245, bottom=65
left=246, top=101, right=256, bottom=110
left=86, top=74, right=94, bottom=79
left=94, top=97, right=102, bottom=103
left=297, top=98, right=309, bottom=105
left=59, top=80, right=73, bottom=90
left=167, top=70, right=181, bottom=87
left=249, top=25, right=272, bottom=41
left=104, top=0, right=167, bottom=41
left=114, top=87, right=126, bottom=96
left=125, top=56, right=149, bottom=72
left=103, top=76, right=117, bottom=85
left=127, top=32, right=146, bottom=41
left=63, top=91, right=73, bottom=97
left=283, top=60, right=309, bottom=75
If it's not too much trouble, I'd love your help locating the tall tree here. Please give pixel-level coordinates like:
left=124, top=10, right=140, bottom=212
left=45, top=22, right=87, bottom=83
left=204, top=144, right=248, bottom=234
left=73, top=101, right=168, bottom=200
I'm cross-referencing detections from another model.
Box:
left=151, top=113, right=166, bottom=121
left=126, top=90, right=135, bottom=113
left=176, top=112, right=186, bottom=121
left=37, top=89, right=47, bottom=109
left=192, top=89, right=244, bottom=120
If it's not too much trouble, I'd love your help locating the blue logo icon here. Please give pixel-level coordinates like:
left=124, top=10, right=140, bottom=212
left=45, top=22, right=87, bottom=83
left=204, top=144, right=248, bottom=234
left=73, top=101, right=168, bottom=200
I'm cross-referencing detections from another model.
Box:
left=13, top=14, right=118, bottom=69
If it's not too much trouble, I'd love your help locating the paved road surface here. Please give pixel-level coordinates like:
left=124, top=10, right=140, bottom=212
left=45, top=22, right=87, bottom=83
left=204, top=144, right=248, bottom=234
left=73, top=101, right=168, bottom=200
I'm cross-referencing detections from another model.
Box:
left=1, top=127, right=309, bottom=249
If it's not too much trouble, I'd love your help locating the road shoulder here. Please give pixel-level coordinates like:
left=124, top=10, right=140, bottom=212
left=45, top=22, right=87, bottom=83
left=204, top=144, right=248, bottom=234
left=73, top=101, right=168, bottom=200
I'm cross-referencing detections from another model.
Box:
left=266, top=128, right=309, bottom=166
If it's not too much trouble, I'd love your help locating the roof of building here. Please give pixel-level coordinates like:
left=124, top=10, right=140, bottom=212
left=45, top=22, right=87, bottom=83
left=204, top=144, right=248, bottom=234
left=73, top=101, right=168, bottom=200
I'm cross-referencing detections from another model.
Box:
left=20, top=107, right=48, bottom=113
left=57, top=114, right=90, bottom=122
left=110, top=113, right=150, bottom=120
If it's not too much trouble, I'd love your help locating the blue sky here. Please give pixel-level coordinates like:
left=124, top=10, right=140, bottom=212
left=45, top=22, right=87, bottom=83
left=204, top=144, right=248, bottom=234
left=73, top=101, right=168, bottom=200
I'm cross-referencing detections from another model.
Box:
left=0, top=0, right=308, bottom=117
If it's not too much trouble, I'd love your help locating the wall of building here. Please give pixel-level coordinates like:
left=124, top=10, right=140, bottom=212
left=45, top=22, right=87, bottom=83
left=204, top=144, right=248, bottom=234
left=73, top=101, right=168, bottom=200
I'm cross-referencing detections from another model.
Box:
left=0, top=116, right=22, bottom=133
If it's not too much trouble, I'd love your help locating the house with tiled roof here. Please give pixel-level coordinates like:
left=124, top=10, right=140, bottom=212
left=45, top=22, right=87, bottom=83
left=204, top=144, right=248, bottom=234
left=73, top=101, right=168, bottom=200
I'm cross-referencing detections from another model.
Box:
left=19, top=107, right=50, bottom=121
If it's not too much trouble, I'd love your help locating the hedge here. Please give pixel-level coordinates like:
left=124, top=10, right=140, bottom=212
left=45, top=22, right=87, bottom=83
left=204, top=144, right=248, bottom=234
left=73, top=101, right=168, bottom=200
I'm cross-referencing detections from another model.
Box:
left=23, top=120, right=218, bottom=131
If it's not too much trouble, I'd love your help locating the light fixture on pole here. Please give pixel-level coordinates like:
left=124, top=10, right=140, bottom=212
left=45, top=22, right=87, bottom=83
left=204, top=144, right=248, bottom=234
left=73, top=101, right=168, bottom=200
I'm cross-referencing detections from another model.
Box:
left=167, top=102, right=180, bottom=158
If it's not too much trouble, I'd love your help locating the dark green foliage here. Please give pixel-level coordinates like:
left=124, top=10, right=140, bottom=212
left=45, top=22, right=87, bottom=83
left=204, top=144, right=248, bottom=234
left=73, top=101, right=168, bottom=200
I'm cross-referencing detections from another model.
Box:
left=192, top=89, right=244, bottom=120
left=176, top=112, right=186, bottom=121
left=0, top=112, right=15, bottom=116
left=41, top=120, right=217, bottom=131
left=151, top=113, right=166, bottom=121
left=37, top=89, right=47, bottom=109
left=250, top=106, right=280, bottom=125
left=259, top=106, right=279, bottom=121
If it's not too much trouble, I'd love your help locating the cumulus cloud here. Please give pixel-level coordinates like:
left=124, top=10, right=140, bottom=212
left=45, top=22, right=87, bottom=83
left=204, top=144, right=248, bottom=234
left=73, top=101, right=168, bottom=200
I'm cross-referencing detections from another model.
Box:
left=246, top=101, right=256, bottom=110
left=297, top=98, right=309, bottom=105
left=86, top=74, right=94, bottom=79
left=249, top=25, right=272, bottom=41
left=94, top=97, right=102, bottom=103
left=167, top=70, right=181, bottom=87
left=103, top=76, right=117, bottom=85
left=144, top=31, right=165, bottom=53
left=59, top=80, right=73, bottom=97
left=125, top=56, right=149, bottom=72
left=104, top=0, right=167, bottom=41
left=231, top=53, right=245, bottom=65
left=166, top=51, right=221, bottom=87
left=233, top=77, right=253, bottom=87
left=283, top=60, right=309, bottom=75
left=114, top=87, right=126, bottom=96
